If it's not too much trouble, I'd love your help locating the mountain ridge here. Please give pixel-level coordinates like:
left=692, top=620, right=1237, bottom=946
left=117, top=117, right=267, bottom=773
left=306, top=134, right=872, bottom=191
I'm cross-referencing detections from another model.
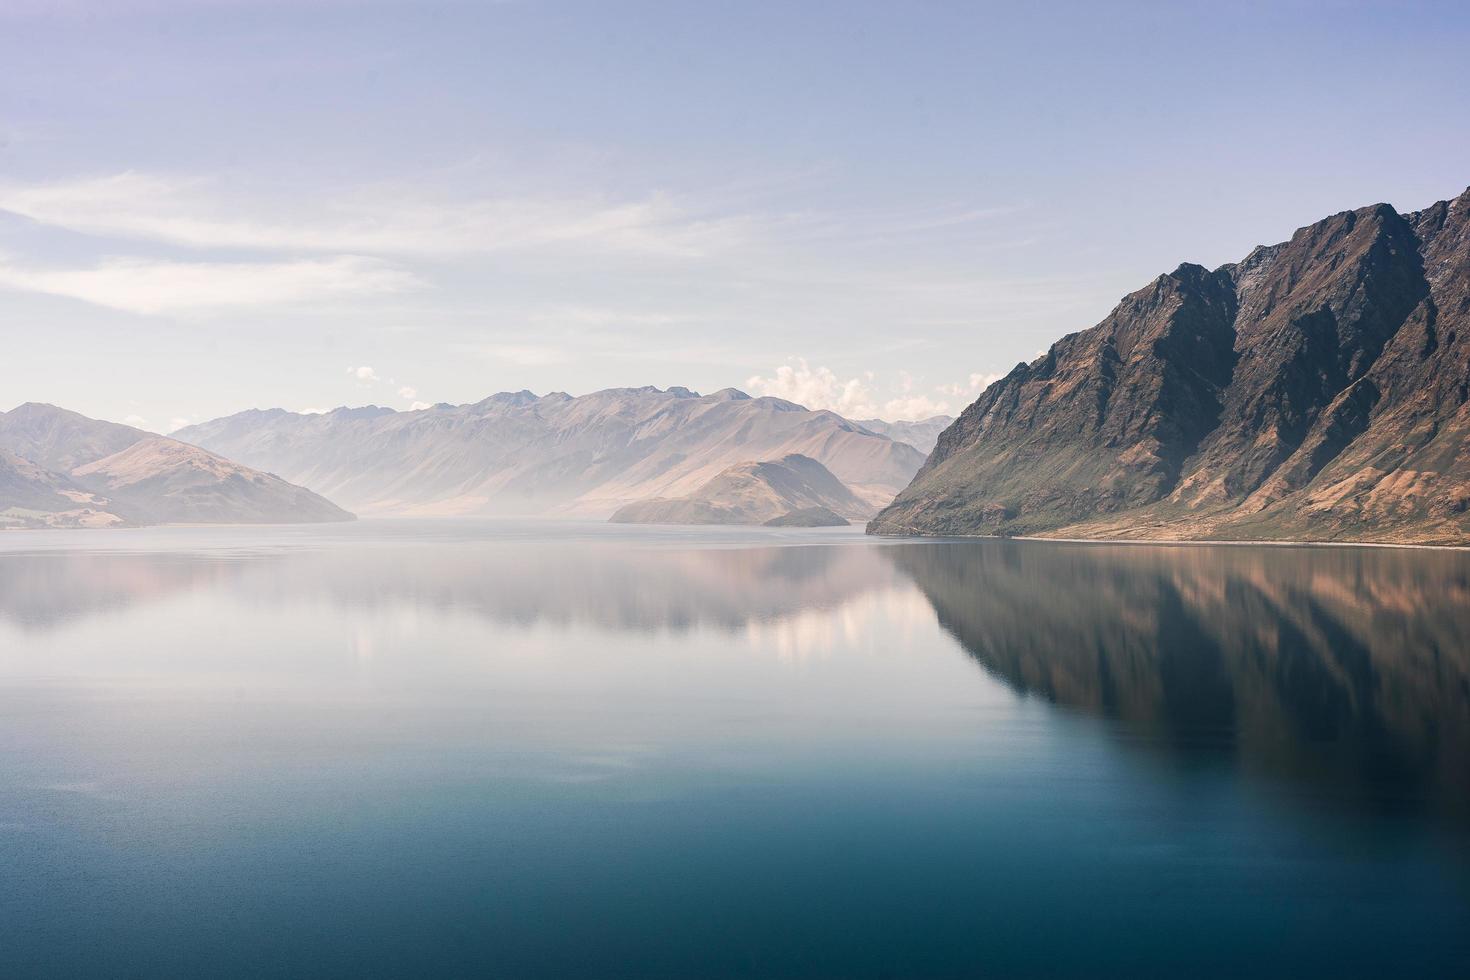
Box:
left=179, top=386, right=929, bottom=518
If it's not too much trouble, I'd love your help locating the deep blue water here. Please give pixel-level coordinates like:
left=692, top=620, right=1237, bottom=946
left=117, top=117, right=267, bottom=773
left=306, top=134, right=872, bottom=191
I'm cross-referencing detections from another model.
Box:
left=1, top=521, right=1467, bottom=978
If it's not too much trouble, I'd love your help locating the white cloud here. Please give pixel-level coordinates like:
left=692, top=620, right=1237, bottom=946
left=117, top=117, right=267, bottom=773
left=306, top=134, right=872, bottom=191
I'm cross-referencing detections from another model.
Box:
left=0, top=172, right=751, bottom=259
left=881, top=394, right=952, bottom=421
left=746, top=360, right=882, bottom=417
left=397, top=385, right=417, bottom=400
left=0, top=254, right=419, bottom=314
left=348, top=365, right=380, bottom=383
left=745, top=359, right=959, bottom=421
left=124, top=414, right=148, bottom=427
left=409, top=401, right=432, bottom=411
left=937, top=371, right=1002, bottom=399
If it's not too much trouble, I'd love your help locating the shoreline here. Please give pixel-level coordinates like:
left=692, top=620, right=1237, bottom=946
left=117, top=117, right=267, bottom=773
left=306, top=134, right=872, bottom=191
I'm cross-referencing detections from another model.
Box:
left=867, top=525, right=1470, bottom=552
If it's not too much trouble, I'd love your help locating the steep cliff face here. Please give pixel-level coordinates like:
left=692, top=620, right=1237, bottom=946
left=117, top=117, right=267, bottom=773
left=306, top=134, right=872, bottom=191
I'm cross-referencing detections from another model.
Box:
left=871, top=188, right=1470, bottom=545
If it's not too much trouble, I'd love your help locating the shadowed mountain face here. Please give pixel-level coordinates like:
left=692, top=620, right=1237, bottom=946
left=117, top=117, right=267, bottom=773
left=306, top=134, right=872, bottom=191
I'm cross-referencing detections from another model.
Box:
left=177, top=387, right=926, bottom=519
left=872, top=188, right=1470, bottom=544
left=886, top=540, right=1470, bottom=821
left=610, top=453, right=866, bottom=525
left=0, top=404, right=353, bottom=527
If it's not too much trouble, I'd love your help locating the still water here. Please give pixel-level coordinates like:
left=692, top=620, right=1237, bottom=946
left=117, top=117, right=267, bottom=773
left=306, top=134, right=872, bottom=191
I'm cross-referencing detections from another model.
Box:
left=1, top=521, right=1467, bottom=978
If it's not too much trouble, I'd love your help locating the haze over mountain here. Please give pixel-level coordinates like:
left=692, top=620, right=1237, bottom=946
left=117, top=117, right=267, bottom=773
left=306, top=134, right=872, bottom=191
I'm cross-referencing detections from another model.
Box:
left=610, top=453, right=863, bottom=526
left=0, top=403, right=353, bottom=528
left=851, top=417, right=954, bottom=455
left=872, top=187, right=1470, bottom=546
left=179, top=386, right=926, bottom=519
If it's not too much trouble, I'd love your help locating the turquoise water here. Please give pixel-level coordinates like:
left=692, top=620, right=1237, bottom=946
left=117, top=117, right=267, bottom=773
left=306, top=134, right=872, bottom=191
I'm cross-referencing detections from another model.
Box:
left=1, top=521, right=1467, bottom=977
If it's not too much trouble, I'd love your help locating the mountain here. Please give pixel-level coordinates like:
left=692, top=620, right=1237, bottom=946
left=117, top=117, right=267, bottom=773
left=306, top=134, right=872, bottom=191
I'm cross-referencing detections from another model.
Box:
left=851, top=416, right=954, bottom=455
left=0, top=449, right=124, bottom=528
left=763, top=507, right=849, bottom=527
left=872, top=187, right=1470, bottom=546
left=609, top=453, right=864, bottom=525
left=178, top=387, right=926, bottom=518
left=0, top=404, right=354, bottom=528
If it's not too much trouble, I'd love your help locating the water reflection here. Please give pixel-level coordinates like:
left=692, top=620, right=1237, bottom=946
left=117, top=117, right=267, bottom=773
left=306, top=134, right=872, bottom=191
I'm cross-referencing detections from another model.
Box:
left=0, top=552, right=257, bottom=632
left=886, top=540, right=1470, bottom=821
left=0, top=536, right=901, bottom=637
left=4, top=529, right=1468, bottom=824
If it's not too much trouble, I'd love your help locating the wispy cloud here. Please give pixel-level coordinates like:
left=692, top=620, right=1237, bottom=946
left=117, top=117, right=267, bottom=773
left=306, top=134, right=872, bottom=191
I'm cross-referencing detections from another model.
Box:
left=0, top=253, right=419, bottom=314
left=0, top=172, right=753, bottom=259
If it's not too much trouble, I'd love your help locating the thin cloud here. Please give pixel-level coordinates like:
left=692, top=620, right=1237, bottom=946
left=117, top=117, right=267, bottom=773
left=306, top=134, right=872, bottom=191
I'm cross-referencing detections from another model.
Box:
left=0, top=254, right=420, bottom=314
left=0, top=172, right=753, bottom=259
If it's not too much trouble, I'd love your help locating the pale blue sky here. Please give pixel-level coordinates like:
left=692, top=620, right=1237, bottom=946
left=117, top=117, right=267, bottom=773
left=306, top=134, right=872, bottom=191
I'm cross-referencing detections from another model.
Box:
left=2, top=0, right=1468, bottom=427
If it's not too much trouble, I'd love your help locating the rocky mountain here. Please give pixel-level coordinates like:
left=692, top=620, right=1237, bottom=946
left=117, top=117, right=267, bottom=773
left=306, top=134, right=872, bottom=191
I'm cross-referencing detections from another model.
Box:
left=610, top=453, right=864, bottom=526
left=179, top=386, right=926, bottom=518
left=851, top=416, right=954, bottom=455
left=0, top=403, right=354, bottom=528
left=872, top=187, right=1470, bottom=545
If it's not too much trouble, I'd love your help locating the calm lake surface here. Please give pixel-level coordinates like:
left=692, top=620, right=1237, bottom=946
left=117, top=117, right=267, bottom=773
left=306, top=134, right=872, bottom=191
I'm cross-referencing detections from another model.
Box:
left=2, top=521, right=1468, bottom=978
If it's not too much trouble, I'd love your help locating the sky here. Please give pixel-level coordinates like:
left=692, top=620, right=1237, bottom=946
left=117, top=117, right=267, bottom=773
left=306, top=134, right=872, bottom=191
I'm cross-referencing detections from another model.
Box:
left=1, top=0, right=1468, bottom=429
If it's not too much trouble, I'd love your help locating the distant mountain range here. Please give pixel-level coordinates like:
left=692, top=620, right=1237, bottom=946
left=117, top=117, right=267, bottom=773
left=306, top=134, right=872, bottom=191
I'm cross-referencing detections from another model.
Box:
left=0, top=403, right=353, bottom=528
left=873, top=186, right=1470, bottom=546
left=179, top=387, right=931, bottom=519
left=610, top=453, right=863, bottom=526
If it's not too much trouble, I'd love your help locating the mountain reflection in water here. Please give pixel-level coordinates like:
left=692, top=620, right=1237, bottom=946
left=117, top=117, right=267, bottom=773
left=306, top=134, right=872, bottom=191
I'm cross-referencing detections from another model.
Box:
left=886, top=539, right=1470, bottom=823
left=0, top=535, right=899, bottom=636
left=4, top=530, right=1469, bottom=830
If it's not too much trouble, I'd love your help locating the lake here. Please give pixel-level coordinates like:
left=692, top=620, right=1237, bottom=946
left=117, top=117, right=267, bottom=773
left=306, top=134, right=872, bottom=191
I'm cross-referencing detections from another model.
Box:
left=1, top=521, right=1468, bottom=978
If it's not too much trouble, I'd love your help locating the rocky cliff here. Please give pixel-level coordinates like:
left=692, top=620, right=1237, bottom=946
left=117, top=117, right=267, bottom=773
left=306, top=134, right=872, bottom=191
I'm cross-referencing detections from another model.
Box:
left=871, top=187, right=1470, bottom=545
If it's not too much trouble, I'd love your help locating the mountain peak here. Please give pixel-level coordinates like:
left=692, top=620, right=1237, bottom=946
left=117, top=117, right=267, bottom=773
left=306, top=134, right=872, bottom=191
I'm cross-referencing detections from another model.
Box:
left=871, top=185, right=1470, bottom=545
left=328, top=405, right=396, bottom=420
